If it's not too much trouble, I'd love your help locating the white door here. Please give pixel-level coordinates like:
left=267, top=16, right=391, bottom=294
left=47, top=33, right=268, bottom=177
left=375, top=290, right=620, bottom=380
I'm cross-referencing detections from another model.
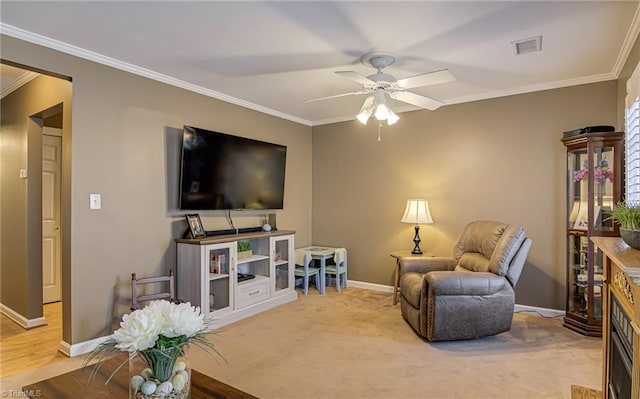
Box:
left=42, top=133, right=62, bottom=303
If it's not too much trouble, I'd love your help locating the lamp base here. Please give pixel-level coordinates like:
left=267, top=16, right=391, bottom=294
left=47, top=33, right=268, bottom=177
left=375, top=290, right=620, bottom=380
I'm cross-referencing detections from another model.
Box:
left=411, top=225, right=423, bottom=255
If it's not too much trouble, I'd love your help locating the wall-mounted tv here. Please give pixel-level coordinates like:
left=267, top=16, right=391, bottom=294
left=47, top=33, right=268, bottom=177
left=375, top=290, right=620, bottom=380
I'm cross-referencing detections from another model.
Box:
left=179, top=125, right=287, bottom=210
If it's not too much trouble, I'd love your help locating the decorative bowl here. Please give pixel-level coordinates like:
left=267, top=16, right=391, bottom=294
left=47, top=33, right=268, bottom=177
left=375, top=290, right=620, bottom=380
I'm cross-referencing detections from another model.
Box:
left=620, top=228, right=640, bottom=250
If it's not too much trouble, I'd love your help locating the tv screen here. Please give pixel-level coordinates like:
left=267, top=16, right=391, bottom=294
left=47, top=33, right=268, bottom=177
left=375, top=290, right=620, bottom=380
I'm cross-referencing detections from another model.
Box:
left=179, top=125, right=286, bottom=210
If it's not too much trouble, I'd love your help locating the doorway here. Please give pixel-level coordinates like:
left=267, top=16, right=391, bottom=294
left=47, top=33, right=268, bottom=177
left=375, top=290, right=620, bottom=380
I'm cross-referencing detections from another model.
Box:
left=0, top=64, right=71, bottom=376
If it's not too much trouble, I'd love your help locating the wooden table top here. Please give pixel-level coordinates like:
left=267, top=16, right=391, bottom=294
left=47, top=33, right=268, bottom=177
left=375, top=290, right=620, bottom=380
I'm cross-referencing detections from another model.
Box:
left=22, top=354, right=258, bottom=399
left=389, top=250, right=434, bottom=259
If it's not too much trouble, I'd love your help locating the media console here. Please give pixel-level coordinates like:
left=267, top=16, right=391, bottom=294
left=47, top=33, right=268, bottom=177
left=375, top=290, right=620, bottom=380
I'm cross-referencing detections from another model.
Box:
left=175, top=230, right=296, bottom=328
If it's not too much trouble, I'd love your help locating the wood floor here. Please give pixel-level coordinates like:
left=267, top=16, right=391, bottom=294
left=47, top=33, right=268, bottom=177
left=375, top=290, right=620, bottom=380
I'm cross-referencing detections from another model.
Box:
left=571, top=385, right=603, bottom=399
left=0, top=302, right=67, bottom=378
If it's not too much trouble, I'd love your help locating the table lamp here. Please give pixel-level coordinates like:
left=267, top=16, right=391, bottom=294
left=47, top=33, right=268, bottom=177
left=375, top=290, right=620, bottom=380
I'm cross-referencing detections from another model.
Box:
left=400, top=199, right=434, bottom=255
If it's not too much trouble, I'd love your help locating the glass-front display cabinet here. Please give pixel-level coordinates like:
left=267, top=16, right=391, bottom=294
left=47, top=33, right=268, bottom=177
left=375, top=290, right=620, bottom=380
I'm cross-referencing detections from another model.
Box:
left=561, top=131, right=623, bottom=337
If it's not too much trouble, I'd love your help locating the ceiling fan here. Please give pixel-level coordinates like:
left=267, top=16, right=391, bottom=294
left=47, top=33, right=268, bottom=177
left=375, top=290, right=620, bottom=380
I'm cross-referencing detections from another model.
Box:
left=306, top=51, right=456, bottom=125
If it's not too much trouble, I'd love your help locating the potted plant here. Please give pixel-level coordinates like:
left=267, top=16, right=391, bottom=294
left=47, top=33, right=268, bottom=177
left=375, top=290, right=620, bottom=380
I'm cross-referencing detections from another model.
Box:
left=611, top=201, right=640, bottom=249
left=237, top=240, right=253, bottom=259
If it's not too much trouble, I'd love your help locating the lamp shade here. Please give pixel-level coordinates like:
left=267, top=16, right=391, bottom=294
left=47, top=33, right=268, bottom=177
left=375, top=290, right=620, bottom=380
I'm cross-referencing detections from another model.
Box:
left=401, top=199, right=434, bottom=225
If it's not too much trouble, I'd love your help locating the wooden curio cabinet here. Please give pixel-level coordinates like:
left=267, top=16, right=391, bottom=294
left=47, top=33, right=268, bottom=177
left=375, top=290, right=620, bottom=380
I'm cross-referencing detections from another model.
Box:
left=561, top=131, right=624, bottom=337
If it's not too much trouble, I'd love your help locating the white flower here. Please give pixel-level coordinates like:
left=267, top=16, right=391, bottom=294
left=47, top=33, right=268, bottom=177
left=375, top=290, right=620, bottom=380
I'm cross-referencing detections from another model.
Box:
left=161, top=302, right=205, bottom=338
left=112, top=300, right=205, bottom=352
left=113, top=309, right=161, bottom=352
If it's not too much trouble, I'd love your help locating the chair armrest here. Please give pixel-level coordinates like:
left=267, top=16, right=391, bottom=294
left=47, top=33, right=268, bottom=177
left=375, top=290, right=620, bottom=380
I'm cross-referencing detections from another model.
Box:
left=426, top=271, right=507, bottom=296
left=399, top=257, right=456, bottom=274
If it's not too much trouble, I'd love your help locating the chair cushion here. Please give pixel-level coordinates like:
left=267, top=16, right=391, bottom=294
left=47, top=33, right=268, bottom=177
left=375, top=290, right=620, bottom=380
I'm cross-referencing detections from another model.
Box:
left=454, top=221, right=507, bottom=261
left=488, top=225, right=525, bottom=276
left=453, top=221, right=525, bottom=276
left=455, top=253, right=490, bottom=273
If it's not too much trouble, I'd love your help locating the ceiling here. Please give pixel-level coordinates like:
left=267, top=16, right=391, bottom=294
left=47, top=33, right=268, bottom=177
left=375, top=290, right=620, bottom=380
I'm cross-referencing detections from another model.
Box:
left=1, top=1, right=639, bottom=126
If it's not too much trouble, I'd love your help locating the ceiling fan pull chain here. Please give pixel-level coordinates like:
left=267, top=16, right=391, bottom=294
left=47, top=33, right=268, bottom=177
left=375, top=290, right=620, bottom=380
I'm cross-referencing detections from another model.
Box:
left=378, top=121, right=382, bottom=142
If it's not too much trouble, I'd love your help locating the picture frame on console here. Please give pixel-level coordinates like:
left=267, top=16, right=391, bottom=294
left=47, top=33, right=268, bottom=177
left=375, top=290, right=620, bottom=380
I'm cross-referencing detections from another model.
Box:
left=185, top=213, right=206, bottom=238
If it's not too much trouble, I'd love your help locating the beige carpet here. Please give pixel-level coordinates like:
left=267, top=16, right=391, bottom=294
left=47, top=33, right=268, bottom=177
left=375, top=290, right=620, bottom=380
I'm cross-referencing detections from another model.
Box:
left=1, top=288, right=601, bottom=398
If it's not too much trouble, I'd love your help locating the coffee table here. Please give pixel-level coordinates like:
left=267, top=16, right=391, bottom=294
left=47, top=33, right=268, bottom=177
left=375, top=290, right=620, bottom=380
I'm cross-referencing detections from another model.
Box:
left=22, top=354, right=257, bottom=398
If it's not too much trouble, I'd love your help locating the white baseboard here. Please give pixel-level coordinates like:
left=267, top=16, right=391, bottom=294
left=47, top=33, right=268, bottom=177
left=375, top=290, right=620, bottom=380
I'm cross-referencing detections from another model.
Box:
left=58, top=335, right=113, bottom=357
left=347, top=280, right=393, bottom=293
left=0, top=303, right=47, bottom=329
left=514, top=304, right=565, bottom=318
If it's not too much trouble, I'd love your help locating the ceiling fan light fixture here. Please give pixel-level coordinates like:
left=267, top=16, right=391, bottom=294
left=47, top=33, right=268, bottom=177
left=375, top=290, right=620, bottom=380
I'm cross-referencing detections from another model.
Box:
left=387, top=110, right=399, bottom=125
left=375, top=103, right=390, bottom=121
left=357, top=109, right=372, bottom=125
left=357, top=95, right=375, bottom=125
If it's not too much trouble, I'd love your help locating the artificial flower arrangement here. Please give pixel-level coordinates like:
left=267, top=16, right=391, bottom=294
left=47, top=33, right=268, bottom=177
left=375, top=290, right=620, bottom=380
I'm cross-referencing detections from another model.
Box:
left=84, top=300, right=221, bottom=399
left=573, top=159, right=614, bottom=183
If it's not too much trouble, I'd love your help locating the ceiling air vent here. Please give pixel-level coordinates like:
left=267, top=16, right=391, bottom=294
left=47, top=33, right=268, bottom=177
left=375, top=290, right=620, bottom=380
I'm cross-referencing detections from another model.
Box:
left=512, top=36, right=542, bottom=55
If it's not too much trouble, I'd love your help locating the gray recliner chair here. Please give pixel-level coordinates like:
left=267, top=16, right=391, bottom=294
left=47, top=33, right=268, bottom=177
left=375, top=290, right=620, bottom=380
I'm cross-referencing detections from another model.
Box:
left=399, top=220, right=532, bottom=341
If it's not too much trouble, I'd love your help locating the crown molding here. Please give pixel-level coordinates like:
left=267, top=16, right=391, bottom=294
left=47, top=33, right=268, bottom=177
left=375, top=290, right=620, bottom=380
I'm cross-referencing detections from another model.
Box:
left=444, top=72, right=617, bottom=107
left=0, top=23, right=313, bottom=126
left=0, top=69, right=39, bottom=99
left=612, top=2, right=640, bottom=78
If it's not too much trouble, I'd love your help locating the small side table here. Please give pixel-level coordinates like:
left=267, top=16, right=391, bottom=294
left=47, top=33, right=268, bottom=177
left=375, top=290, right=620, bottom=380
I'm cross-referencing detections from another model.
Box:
left=390, top=250, right=434, bottom=305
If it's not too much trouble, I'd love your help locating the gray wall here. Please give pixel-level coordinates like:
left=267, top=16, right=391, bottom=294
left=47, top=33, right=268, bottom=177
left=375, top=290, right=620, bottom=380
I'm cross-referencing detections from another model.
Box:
left=311, top=81, right=618, bottom=310
left=1, top=35, right=313, bottom=344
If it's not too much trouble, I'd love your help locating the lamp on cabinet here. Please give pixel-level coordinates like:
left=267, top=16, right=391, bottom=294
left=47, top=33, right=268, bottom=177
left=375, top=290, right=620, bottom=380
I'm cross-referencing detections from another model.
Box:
left=400, top=199, right=434, bottom=255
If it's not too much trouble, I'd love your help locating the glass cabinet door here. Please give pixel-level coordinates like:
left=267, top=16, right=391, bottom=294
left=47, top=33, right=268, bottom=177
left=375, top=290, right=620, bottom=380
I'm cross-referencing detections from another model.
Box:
left=568, top=149, right=588, bottom=231
left=591, top=145, right=616, bottom=233
left=205, top=243, right=233, bottom=316
left=271, top=235, right=293, bottom=295
left=567, top=235, right=588, bottom=317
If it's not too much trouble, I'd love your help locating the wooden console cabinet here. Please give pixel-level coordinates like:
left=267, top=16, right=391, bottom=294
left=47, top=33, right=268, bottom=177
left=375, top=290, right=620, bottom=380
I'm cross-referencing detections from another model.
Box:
left=591, top=237, right=640, bottom=399
left=176, top=230, right=296, bottom=328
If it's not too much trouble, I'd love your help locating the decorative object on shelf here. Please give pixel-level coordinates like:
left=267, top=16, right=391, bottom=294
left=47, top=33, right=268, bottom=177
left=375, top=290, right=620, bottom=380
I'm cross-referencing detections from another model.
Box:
left=84, top=300, right=221, bottom=399
left=237, top=240, right=253, bottom=259
left=185, top=214, right=206, bottom=239
left=573, top=159, right=614, bottom=183
left=209, top=253, right=226, bottom=274
left=400, top=199, right=434, bottom=255
left=611, top=201, right=640, bottom=249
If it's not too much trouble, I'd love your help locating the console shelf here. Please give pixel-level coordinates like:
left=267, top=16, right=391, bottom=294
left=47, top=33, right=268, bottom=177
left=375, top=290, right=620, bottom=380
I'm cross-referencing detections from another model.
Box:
left=176, top=230, right=296, bottom=328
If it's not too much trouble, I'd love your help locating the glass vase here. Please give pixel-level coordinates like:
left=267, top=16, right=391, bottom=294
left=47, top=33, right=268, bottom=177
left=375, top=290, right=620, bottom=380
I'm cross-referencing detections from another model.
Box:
left=129, top=345, right=191, bottom=399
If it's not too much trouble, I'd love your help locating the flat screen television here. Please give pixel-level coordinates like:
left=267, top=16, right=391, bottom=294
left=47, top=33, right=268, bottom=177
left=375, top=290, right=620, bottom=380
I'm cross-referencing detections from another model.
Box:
left=179, top=125, right=287, bottom=210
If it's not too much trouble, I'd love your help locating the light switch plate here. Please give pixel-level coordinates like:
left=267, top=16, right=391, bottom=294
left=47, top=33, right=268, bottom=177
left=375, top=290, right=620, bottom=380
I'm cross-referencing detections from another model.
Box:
left=90, top=194, right=101, bottom=210
left=19, top=169, right=28, bottom=179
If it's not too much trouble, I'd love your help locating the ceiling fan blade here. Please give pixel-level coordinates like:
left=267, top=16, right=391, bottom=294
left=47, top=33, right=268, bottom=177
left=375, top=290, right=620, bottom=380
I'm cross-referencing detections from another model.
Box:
left=396, top=69, right=456, bottom=89
left=389, top=91, right=444, bottom=111
left=335, top=71, right=375, bottom=85
left=305, top=90, right=369, bottom=103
